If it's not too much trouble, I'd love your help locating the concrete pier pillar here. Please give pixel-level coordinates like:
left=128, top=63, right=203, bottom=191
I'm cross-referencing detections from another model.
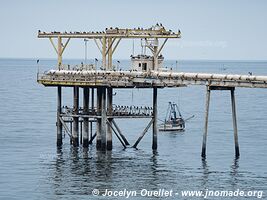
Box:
left=101, top=87, right=107, bottom=150
left=152, top=87, right=158, bottom=150
left=72, top=86, right=79, bottom=147
left=90, top=88, right=94, bottom=141
left=57, top=86, right=63, bottom=147
left=80, top=121, right=83, bottom=145
left=96, top=88, right=102, bottom=150
left=70, top=121, right=72, bottom=144
left=201, top=86, right=211, bottom=158
left=230, top=88, right=240, bottom=157
left=83, top=87, right=89, bottom=148
left=107, top=88, right=113, bottom=150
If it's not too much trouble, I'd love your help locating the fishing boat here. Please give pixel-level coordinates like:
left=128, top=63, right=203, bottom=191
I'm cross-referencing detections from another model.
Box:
left=159, top=102, right=185, bottom=131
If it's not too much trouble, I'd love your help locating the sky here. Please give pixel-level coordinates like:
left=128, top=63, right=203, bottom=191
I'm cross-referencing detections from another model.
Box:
left=0, top=0, right=266, bottom=60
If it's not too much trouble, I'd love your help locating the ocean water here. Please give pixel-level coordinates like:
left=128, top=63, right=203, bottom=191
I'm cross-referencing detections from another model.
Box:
left=0, top=59, right=266, bottom=200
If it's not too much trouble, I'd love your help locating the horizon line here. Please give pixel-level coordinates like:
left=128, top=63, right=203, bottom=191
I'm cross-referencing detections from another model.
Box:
left=0, top=57, right=267, bottom=62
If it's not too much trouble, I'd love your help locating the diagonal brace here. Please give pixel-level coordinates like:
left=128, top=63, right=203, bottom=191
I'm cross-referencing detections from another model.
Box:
left=132, top=119, right=153, bottom=148
left=112, top=120, right=130, bottom=145
left=106, top=120, right=126, bottom=148
left=59, top=116, right=72, bottom=138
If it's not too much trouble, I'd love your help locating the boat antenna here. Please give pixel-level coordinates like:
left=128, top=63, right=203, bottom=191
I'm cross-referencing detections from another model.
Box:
left=165, top=102, right=171, bottom=122
left=174, top=103, right=182, bottom=117
left=171, top=103, right=177, bottom=119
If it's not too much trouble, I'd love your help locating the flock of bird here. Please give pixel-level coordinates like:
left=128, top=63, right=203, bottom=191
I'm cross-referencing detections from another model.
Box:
left=112, top=105, right=153, bottom=116
left=61, top=105, right=153, bottom=116
left=38, top=23, right=180, bottom=35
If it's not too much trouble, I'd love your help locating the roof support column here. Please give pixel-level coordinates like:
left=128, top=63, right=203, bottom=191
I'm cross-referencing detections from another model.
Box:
left=102, top=37, right=107, bottom=69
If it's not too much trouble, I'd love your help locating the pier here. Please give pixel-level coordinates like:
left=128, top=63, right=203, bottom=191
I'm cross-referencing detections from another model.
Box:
left=37, top=24, right=267, bottom=157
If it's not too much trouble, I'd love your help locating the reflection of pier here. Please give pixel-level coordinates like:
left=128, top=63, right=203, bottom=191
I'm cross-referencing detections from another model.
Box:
left=37, top=24, right=267, bottom=158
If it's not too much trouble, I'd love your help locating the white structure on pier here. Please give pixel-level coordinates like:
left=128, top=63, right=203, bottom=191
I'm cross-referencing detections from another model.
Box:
left=131, top=55, right=164, bottom=72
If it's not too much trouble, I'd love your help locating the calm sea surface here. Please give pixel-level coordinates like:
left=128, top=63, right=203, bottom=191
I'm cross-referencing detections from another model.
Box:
left=0, top=59, right=266, bottom=199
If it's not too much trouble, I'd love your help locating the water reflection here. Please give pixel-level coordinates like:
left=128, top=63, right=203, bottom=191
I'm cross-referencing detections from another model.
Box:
left=149, top=150, right=159, bottom=189
left=49, top=147, right=165, bottom=197
left=201, top=158, right=210, bottom=189
left=230, top=157, right=240, bottom=188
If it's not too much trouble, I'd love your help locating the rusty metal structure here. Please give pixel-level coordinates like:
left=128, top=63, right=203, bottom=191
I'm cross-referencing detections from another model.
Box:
left=37, top=24, right=267, bottom=157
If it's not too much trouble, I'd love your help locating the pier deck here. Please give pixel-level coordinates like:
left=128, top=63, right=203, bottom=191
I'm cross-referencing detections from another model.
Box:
left=38, top=69, right=267, bottom=88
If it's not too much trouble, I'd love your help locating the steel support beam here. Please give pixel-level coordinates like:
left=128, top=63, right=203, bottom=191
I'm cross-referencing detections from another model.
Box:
left=90, top=88, right=94, bottom=142
left=96, top=88, right=102, bottom=150
left=56, top=86, right=63, bottom=147
left=156, top=38, right=168, bottom=58
left=101, top=87, right=107, bottom=150
left=112, top=38, right=121, bottom=55
left=83, top=87, right=89, bottom=148
left=107, top=88, right=113, bottom=150
left=201, top=86, right=211, bottom=158
left=72, top=86, right=79, bottom=146
left=153, top=38, right=158, bottom=70
left=58, top=116, right=71, bottom=138
left=57, top=36, right=62, bottom=68
left=106, top=120, right=126, bottom=148
left=102, top=37, right=106, bottom=69
left=112, top=120, right=130, bottom=145
left=133, top=119, right=153, bottom=148
left=152, top=87, right=158, bottom=150
left=231, top=88, right=240, bottom=157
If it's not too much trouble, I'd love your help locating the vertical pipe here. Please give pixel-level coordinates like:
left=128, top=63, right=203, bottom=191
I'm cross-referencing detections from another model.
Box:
left=96, top=88, right=102, bottom=150
left=102, top=37, right=106, bottom=70
left=153, top=38, right=158, bottom=70
left=107, top=88, right=113, bottom=150
left=80, top=121, right=83, bottom=144
left=57, top=36, right=62, bottom=68
left=101, top=87, right=107, bottom=150
left=201, top=86, right=211, bottom=158
left=108, top=38, right=112, bottom=69
left=72, top=86, right=79, bottom=147
left=57, top=86, right=63, bottom=147
left=83, top=87, right=89, bottom=148
left=231, top=88, right=240, bottom=157
left=70, top=121, right=72, bottom=144
left=152, top=87, right=158, bottom=150
left=90, top=88, right=94, bottom=141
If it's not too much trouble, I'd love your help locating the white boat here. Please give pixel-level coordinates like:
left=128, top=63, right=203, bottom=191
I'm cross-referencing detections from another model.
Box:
left=159, top=102, right=185, bottom=131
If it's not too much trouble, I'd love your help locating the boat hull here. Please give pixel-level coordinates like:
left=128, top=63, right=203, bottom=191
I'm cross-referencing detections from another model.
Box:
left=159, top=124, right=185, bottom=131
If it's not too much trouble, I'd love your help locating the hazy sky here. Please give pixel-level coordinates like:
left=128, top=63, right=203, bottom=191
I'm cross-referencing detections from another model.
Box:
left=0, top=0, right=266, bottom=60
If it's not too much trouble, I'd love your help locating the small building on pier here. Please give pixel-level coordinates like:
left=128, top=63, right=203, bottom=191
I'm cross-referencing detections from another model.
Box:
left=131, top=54, right=164, bottom=72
